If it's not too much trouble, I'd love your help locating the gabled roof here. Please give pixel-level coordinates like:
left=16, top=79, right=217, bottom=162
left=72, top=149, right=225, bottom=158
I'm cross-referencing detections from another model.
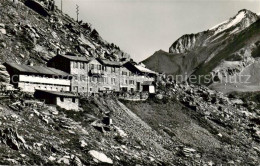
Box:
left=35, top=90, right=78, bottom=98
left=97, top=58, right=122, bottom=67
left=59, top=54, right=90, bottom=62
left=4, top=62, right=71, bottom=77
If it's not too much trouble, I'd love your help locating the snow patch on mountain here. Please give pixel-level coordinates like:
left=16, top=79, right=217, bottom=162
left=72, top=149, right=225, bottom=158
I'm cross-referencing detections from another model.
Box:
left=209, top=20, right=229, bottom=30
left=211, top=11, right=246, bottom=35
left=211, top=33, right=226, bottom=43
left=230, top=27, right=240, bottom=34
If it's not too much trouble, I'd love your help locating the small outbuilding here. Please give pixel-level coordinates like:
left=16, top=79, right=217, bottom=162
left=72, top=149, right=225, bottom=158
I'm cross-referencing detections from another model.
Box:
left=142, top=81, right=155, bottom=94
left=34, top=90, right=79, bottom=111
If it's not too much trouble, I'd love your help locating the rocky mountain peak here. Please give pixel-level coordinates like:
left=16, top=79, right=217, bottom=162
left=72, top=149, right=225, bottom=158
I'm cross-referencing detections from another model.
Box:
left=209, top=9, right=259, bottom=35
left=169, top=9, right=259, bottom=54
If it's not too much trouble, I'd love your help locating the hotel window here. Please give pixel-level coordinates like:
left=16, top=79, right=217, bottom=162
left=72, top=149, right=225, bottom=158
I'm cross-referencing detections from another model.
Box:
left=80, top=62, right=84, bottom=69
left=80, top=75, right=86, bottom=81
left=129, top=80, right=134, bottom=85
left=111, top=78, right=116, bottom=84
left=102, top=66, right=107, bottom=71
left=73, top=62, right=78, bottom=68
left=122, top=71, right=128, bottom=76
left=72, top=98, right=76, bottom=103
left=125, top=80, right=128, bottom=85
left=129, top=72, right=134, bottom=76
left=111, top=67, right=116, bottom=73
left=90, top=64, right=95, bottom=70
left=60, top=97, right=64, bottom=102
left=97, top=65, right=102, bottom=70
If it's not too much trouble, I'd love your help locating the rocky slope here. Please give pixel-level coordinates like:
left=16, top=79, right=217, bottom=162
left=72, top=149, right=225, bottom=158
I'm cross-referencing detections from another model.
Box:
left=124, top=81, right=260, bottom=165
left=0, top=0, right=130, bottom=68
left=0, top=1, right=259, bottom=165
left=0, top=80, right=259, bottom=165
left=143, top=9, right=260, bottom=92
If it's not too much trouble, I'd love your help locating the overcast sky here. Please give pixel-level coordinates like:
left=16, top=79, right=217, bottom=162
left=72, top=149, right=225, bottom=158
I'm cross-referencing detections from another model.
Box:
left=55, top=0, right=260, bottom=62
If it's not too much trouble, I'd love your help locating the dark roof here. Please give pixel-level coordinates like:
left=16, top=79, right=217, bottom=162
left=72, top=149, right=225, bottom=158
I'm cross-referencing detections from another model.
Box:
left=24, top=0, right=50, bottom=17
left=142, top=81, right=154, bottom=86
left=4, top=62, right=71, bottom=77
left=59, top=55, right=91, bottom=62
left=97, top=58, right=122, bottom=67
left=35, top=90, right=78, bottom=98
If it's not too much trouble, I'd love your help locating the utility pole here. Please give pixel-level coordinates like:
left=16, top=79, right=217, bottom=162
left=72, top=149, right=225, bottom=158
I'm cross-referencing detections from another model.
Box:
left=61, top=0, right=63, bottom=13
left=76, top=4, right=79, bottom=22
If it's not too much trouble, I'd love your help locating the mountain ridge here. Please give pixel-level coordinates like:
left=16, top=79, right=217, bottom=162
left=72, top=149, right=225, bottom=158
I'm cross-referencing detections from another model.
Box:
left=143, top=9, right=260, bottom=92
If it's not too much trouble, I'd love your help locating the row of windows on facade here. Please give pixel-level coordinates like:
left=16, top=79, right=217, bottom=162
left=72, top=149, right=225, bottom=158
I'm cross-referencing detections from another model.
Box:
left=25, top=85, right=66, bottom=91
left=40, top=86, right=65, bottom=90
left=72, top=62, right=135, bottom=76
left=73, top=75, right=135, bottom=85
left=73, top=86, right=118, bottom=92
left=73, top=62, right=115, bottom=71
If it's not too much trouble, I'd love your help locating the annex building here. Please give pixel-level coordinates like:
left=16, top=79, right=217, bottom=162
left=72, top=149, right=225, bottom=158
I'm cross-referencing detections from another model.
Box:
left=4, top=62, right=71, bottom=92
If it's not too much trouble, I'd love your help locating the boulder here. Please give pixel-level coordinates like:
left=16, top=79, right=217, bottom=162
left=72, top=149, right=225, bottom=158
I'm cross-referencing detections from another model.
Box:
left=57, top=155, right=70, bottom=165
left=230, top=99, right=244, bottom=105
left=114, top=126, right=127, bottom=138
left=71, top=155, right=82, bottom=166
left=0, top=128, right=26, bottom=150
left=0, top=23, right=6, bottom=35
left=88, top=150, right=113, bottom=164
left=0, top=42, right=6, bottom=48
left=155, top=94, right=163, bottom=100
left=80, top=140, right=88, bottom=148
